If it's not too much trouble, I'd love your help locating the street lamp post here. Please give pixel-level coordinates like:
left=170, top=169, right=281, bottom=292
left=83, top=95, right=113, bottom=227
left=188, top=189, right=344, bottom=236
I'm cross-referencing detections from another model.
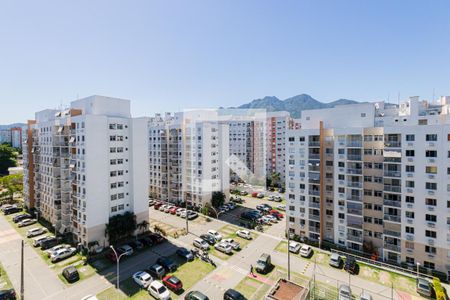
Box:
left=110, top=245, right=127, bottom=298
left=416, top=262, right=420, bottom=278
left=287, top=229, right=291, bottom=281
left=185, top=201, right=189, bottom=233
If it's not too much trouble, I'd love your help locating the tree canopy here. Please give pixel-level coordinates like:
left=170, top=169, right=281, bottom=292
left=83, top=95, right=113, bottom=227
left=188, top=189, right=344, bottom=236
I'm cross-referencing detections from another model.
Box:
left=0, top=144, right=18, bottom=175
left=105, top=211, right=137, bottom=245
left=211, top=191, right=225, bottom=208
left=0, top=173, right=23, bottom=204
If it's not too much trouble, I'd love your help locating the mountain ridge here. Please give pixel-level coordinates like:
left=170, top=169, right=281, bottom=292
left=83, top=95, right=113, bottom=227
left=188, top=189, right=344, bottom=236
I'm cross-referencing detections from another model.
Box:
left=237, top=94, right=360, bottom=118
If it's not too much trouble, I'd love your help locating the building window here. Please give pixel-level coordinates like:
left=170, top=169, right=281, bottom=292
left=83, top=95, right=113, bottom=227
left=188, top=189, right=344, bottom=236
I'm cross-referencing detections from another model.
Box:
left=425, top=230, right=437, bottom=238
left=405, top=196, right=414, bottom=203
left=405, top=181, right=415, bottom=188
left=111, top=206, right=117, bottom=212
left=425, top=182, right=437, bottom=190
left=405, top=211, right=415, bottom=219
left=425, top=150, right=437, bottom=157
left=425, top=245, right=436, bottom=254
left=425, top=166, right=437, bottom=174
left=118, top=204, right=124, bottom=210
left=425, top=214, right=437, bottom=222
left=405, top=226, right=414, bottom=234
left=405, top=150, right=415, bottom=157
left=405, top=134, right=415, bottom=141
left=405, top=165, right=415, bottom=173
left=425, top=198, right=436, bottom=206
left=426, top=134, right=437, bottom=142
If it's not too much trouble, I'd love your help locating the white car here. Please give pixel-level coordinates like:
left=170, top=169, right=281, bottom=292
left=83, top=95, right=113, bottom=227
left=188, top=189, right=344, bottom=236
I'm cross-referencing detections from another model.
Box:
left=26, top=227, right=47, bottom=238
left=148, top=280, right=170, bottom=300
left=277, top=205, right=286, bottom=211
left=117, top=245, right=134, bottom=256
left=222, top=238, right=240, bottom=250
left=163, top=206, right=172, bottom=213
left=179, top=211, right=187, bottom=218
left=266, top=215, right=278, bottom=223
left=207, top=230, right=222, bottom=241
left=50, top=247, right=76, bottom=263
left=132, top=271, right=153, bottom=288
left=260, top=216, right=272, bottom=224
left=274, top=195, right=282, bottom=202
left=339, top=284, right=352, bottom=300
left=236, top=230, right=252, bottom=240
left=45, top=244, right=69, bottom=257
left=299, top=245, right=312, bottom=258
left=32, top=235, right=50, bottom=247
left=214, top=241, right=232, bottom=254
left=193, top=238, right=209, bottom=250
left=288, top=241, right=301, bottom=253
left=176, top=208, right=185, bottom=216
left=18, top=219, right=37, bottom=227
left=158, top=204, right=168, bottom=212
left=267, top=195, right=275, bottom=201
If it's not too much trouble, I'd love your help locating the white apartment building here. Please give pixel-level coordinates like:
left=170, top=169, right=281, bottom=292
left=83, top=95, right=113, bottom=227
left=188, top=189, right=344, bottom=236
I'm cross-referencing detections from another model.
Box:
left=266, top=111, right=294, bottom=186
left=148, top=110, right=230, bottom=208
left=23, top=96, right=149, bottom=248
left=286, top=96, right=450, bottom=277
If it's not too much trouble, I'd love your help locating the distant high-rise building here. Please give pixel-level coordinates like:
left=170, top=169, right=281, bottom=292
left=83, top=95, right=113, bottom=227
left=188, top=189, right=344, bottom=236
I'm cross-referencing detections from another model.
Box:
left=23, top=95, right=149, bottom=248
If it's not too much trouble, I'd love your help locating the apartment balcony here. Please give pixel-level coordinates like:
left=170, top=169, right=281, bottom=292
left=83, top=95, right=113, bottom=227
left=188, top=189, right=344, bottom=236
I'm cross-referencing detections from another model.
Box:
left=347, top=181, right=362, bottom=188
left=384, top=185, right=401, bottom=193
left=383, top=229, right=401, bottom=237
left=347, top=154, right=362, bottom=161
left=347, top=222, right=363, bottom=230
left=346, top=195, right=362, bottom=202
left=384, top=171, right=401, bottom=178
left=308, top=201, right=320, bottom=209
left=347, top=208, right=362, bottom=215
left=384, top=141, right=401, bottom=148
left=383, top=214, right=401, bottom=223
left=346, top=141, right=362, bottom=148
left=347, top=234, right=363, bottom=243
left=308, top=178, right=320, bottom=184
left=309, top=190, right=320, bottom=196
left=309, top=214, right=320, bottom=221
left=384, top=243, right=401, bottom=253
left=308, top=154, right=320, bottom=160
left=347, top=168, right=362, bottom=175
left=309, top=226, right=320, bottom=233
left=383, top=200, right=401, bottom=208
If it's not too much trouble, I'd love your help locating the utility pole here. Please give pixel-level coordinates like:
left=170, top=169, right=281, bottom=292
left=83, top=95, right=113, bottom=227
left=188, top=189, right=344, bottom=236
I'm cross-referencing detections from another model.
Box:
left=20, top=240, right=24, bottom=300
left=287, top=230, right=290, bottom=280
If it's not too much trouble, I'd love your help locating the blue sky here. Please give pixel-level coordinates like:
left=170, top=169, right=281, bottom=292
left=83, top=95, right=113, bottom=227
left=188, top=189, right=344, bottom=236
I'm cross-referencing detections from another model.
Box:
left=1, top=0, right=449, bottom=123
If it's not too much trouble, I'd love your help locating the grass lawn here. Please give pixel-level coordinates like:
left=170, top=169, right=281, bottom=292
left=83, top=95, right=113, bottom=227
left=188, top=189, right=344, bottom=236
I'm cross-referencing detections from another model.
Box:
left=97, top=257, right=215, bottom=300
left=3, top=213, right=86, bottom=284
left=0, top=262, right=13, bottom=290
left=274, top=241, right=288, bottom=254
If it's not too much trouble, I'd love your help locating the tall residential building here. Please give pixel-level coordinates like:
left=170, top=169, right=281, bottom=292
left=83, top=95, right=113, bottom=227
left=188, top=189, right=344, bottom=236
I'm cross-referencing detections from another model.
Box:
left=149, top=110, right=230, bottom=208
left=23, top=95, right=149, bottom=248
left=0, top=129, right=12, bottom=145
left=266, top=111, right=292, bottom=185
left=11, top=127, right=23, bottom=149
left=286, top=96, right=450, bottom=277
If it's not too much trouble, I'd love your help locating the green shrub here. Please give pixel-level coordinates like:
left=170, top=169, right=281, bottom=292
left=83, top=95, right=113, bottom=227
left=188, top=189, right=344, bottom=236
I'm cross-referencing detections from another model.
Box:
left=433, top=277, right=446, bottom=300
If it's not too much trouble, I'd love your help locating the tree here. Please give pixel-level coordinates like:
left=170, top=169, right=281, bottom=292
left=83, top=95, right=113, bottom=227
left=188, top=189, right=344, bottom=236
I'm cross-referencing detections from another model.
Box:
left=105, top=211, right=137, bottom=245
left=0, top=144, right=18, bottom=175
left=0, top=174, right=23, bottom=204
left=211, top=191, right=225, bottom=208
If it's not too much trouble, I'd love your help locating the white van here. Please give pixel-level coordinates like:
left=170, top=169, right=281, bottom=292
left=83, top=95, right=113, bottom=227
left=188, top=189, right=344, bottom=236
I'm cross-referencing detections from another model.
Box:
left=33, top=235, right=49, bottom=247
left=27, top=227, right=46, bottom=238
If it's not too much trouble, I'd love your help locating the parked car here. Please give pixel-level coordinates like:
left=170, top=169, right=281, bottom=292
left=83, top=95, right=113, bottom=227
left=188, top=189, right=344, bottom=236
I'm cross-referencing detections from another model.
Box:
left=215, top=242, right=232, bottom=254
left=117, top=245, right=134, bottom=256
left=158, top=204, right=168, bottom=212
left=299, top=245, right=312, bottom=258
left=176, top=208, right=185, bottom=216
left=129, top=240, right=144, bottom=250
left=154, top=202, right=163, bottom=210
left=148, top=233, right=166, bottom=244
left=329, top=253, right=343, bottom=268
left=255, top=253, right=272, bottom=274
left=18, top=219, right=37, bottom=227
left=416, top=278, right=432, bottom=297
left=187, top=211, right=199, bottom=220
left=267, top=195, right=275, bottom=201
left=236, top=230, right=252, bottom=240
left=162, top=275, right=183, bottom=292
left=269, top=210, right=283, bottom=219
left=257, top=192, right=264, bottom=198
left=200, top=234, right=216, bottom=245
left=224, top=289, right=246, bottom=300
left=240, top=191, right=248, bottom=196
left=164, top=205, right=173, bottom=213
left=147, top=264, right=166, bottom=279
left=251, top=192, right=258, bottom=197
left=3, top=206, right=21, bottom=215
left=45, top=244, right=69, bottom=257
left=138, top=237, right=154, bottom=247
left=185, top=291, right=209, bottom=300
left=40, top=237, right=58, bottom=250
left=288, top=241, right=301, bottom=253
left=193, top=238, right=209, bottom=250
left=273, top=195, right=282, bottom=202
left=176, top=247, right=194, bottom=261
left=147, top=280, right=170, bottom=300
left=276, top=205, right=286, bottom=211
left=338, top=284, right=352, bottom=300
left=26, top=227, right=46, bottom=238
left=0, top=289, right=16, bottom=300
left=222, top=238, right=240, bottom=250
left=360, top=291, right=372, bottom=300
left=32, top=235, right=50, bottom=247
left=157, top=257, right=178, bottom=272
left=344, top=257, right=358, bottom=274
left=169, top=206, right=178, bottom=214
left=132, top=271, right=153, bottom=288
left=207, top=230, right=222, bottom=242
left=50, top=247, right=76, bottom=263
left=230, top=197, right=243, bottom=204
left=265, top=215, right=277, bottom=223
left=13, top=213, right=31, bottom=223
left=62, top=266, right=79, bottom=283
left=105, top=249, right=123, bottom=262
left=148, top=200, right=155, bottom=207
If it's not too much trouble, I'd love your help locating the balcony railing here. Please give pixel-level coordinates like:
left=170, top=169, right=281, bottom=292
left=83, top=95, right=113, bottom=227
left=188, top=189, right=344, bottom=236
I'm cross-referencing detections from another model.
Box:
left=347, top=195, right=362, bottom=202
left=384, top=185, right=401, bottom=193
left=384, top=171, right=401, bottom=177
left=346, top=141, right=362, bottom=147
left=347, top=209, right=362, bottom=215
left=383, top=229, right=401, bottom=237
left=308, top=202, right=320, bottom=209
left=309, top=214, right=320, bottom=221
left=308, top=154, right=320, bottom=160
left=347, top=155, right=362, bottom=161
left=383, top=200, right=401, bottom=208
left=347, top=168, right=362, bottom=175
left=383, top=214, right=401, bottom=223
left=309, top=190, right=320, bottom=196
left=384, top=141, right=401, bottom=148
left=347, top=181, right=363, bottom=188
left=384, top=243, right=401, bottom=252
left=308, top=141, right=320, bottom=147
left=347, top=235, right=363, bottom=243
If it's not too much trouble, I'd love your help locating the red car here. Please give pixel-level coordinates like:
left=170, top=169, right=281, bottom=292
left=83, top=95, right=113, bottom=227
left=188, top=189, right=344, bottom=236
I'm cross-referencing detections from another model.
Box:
left=270, top=210, right=284, bottom=219
left=154, top=202, right=163, bottom=210
left=251, top=192, right=258, bottom=197
left=105, top=249, right=125, bottom=262
left=162, top=275, right=183, bottom=292
left=169, top=206, right=178, bottom=214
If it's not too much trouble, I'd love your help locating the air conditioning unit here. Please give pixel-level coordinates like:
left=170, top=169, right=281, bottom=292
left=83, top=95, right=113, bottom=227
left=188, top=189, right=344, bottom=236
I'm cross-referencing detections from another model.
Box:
left=406, top=234, right=414, bottom=241
left=429, top=158, right=435, bottom=163
left=427, top=206, right=435, bottom=211
left=428, top=239, right=435, bottom=245
left=339, top=219, right=344, bottom=224
left=407, top=142, right=414, bottom=146
left=407, top=158, right=413, bottom=162
left=407, top=173, right=413, bottom=177
left=407, top=203, right=413, bottom=209
left=407, top=219, right=413, bottom=224
left=427, top=222, right=435, bottom=228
